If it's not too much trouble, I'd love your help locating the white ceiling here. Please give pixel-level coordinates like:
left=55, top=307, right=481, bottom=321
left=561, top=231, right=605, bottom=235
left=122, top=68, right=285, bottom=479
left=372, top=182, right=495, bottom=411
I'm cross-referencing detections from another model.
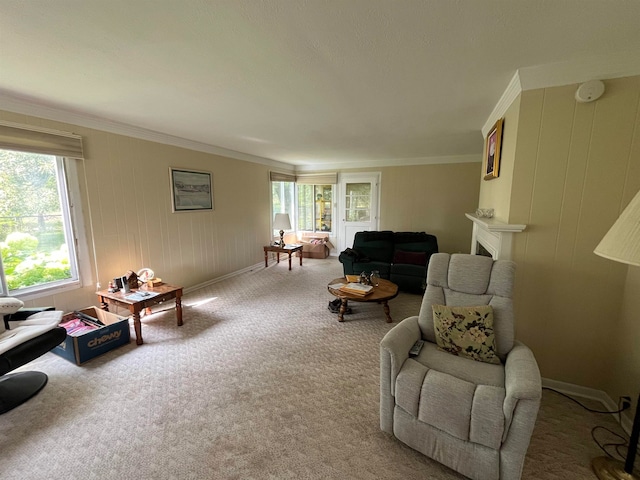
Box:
left=1, top=1, right=639, bottom=170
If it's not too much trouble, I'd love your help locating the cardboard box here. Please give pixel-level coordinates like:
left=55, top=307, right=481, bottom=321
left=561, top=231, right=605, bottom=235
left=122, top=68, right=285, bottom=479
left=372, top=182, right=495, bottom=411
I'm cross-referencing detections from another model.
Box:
left=52, top=307, right=130, bottom=365
left=301, top=235, right=334, bottom=259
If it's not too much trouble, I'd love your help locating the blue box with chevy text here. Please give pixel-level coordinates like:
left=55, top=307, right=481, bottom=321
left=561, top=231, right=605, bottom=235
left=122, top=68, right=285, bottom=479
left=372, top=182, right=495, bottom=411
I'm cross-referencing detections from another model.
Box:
left=53, top=307, right=130, bottom=365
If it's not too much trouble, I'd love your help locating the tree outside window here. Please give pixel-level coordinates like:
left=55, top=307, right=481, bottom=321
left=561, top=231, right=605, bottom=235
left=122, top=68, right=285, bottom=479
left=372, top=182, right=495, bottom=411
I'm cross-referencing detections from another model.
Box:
left=0, top=149, right=78, bottom=294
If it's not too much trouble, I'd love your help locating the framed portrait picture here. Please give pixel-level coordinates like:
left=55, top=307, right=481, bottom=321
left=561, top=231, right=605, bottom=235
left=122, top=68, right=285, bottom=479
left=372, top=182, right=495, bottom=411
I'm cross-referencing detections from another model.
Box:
left=169, top=168, right=213, bottom=212
left=483, top=118, right=504, bottom=180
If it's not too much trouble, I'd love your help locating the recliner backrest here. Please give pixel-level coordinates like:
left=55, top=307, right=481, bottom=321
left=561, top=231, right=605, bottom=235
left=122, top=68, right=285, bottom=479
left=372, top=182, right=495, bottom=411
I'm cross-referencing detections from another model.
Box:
left=418, top=253, right=515, bottom=358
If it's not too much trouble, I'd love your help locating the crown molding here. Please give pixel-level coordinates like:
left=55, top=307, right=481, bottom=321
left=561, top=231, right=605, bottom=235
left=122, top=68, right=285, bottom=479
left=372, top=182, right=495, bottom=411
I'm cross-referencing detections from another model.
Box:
left=293, top=154, right=481, bottom=172
left=0, top=93, right=293, bottom=172
left=482, top=51, right=640, bottom=138
left=482, top=72, right=522, bottom=137
left=518, top=50, right=640, bottom=92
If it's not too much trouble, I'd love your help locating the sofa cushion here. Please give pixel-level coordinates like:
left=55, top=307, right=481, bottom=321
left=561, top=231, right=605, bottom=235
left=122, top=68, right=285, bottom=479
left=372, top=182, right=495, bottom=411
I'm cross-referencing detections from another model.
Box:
left=351, top=261, right=391, bottom=278
left=432, top=304, right=501, bottom=365
left=390, top=263, right=425, bottom=277
left=393, top=250, right=427, bottom=266
left=352, top=231, right=394, bottom=263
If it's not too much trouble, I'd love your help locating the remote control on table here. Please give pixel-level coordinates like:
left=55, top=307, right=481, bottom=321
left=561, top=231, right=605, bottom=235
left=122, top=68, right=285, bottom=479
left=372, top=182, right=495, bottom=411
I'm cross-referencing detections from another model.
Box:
left=409, top=339, right=425, bottom=356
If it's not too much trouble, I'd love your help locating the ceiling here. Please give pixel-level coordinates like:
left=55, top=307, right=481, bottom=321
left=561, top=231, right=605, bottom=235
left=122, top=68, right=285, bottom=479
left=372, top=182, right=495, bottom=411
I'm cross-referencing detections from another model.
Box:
left=1, top=1, right=639, bottom=170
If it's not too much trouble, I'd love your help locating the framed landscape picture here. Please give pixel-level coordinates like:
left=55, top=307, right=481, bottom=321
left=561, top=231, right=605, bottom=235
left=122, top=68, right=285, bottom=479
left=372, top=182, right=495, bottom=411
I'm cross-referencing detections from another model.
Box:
left=484, top=118, right=504, bottom=180
left=170, top=168, right=213, bottom=212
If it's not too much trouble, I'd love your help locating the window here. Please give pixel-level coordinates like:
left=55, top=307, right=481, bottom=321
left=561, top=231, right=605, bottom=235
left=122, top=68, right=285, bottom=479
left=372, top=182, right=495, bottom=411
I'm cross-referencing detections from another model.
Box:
left=270, top=171, right=337, bottom=238
left=345, top=182, right=371, bottom=221
left=0, top=149, right=79, bottom=296
left=297, top=184, right=333, bottom=232
left=271, top=180, right=295, bottom=237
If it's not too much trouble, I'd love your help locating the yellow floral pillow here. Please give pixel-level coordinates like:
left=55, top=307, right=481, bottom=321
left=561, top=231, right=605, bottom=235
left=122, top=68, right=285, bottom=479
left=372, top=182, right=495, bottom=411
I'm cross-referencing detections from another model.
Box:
left=432, top=304, right=501, bottom=364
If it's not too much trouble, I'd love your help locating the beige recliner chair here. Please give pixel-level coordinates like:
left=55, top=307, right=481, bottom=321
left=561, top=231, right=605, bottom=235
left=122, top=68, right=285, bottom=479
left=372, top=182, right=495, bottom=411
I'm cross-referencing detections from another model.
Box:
left=380, top=253, right=541, bottom=480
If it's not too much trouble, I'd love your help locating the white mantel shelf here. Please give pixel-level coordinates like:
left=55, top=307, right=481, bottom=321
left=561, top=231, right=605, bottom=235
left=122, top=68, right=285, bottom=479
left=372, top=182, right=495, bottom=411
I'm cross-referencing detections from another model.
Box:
left=465, top=213, right=527, bottom=260
left=464, top=214, right=527, bottom=233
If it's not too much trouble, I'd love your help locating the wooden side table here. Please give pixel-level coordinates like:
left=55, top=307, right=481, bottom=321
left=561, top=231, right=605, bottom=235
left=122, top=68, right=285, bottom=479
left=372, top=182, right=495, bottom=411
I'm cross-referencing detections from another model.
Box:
left=263, top=245, right=303, bottom=270
left=96, top=284, right=183, bottom=345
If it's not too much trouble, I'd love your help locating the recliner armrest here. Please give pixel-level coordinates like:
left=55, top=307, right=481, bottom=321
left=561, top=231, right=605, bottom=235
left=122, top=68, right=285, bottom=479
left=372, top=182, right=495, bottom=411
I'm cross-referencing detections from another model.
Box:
left=380, top=315, right=421, bottom=433
left=380, top=315, right=421, bottom=396
left=502, top=341, right=542, bottom=440
left=504, top=342, right=541, bottom=401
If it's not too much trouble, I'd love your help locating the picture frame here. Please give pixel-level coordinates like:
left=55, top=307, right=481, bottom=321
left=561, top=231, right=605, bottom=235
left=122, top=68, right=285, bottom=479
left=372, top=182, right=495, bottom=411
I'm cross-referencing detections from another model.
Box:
left=483, top=118, right=504, bottom=180
left=169, top=168, right=213, bottom=212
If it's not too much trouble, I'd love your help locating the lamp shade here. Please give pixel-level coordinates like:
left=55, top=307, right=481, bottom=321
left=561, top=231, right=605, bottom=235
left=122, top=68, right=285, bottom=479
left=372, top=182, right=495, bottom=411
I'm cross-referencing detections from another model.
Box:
left=594, top=189, right=640, bottom=267
left=273, top=213, right=292, bottom=231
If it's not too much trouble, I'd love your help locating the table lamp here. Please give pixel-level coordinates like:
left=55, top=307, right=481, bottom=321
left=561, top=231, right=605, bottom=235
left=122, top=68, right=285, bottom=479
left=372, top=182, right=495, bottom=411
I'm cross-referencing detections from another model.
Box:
left=273, top=213, right=292, bottom=247
left=593, top=187, right=640, bottom=480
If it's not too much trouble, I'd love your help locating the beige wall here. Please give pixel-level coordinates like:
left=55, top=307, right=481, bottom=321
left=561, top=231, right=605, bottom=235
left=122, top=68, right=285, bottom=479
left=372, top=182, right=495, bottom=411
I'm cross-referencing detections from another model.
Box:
left=377, top=162, right=480, bottom=254
left=2, top=109, right=481, bottom=314
left=501, top=77, right=640, bottom=397
left=0, top=110, right=273, bottom=312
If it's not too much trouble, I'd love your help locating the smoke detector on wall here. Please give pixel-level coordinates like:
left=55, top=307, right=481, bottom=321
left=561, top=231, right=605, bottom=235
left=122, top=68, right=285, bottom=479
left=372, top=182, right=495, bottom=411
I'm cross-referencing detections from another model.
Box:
left=575, top=80, right=605, bottom=103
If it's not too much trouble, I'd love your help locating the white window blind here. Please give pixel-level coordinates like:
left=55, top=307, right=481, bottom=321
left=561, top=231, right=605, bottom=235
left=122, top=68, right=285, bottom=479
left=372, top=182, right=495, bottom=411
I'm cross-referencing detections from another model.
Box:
left=0, top=121, right=84, bottom=159
left=295, top=173, right=337, bottom=185
left=269, top=171, right=296, bottom=182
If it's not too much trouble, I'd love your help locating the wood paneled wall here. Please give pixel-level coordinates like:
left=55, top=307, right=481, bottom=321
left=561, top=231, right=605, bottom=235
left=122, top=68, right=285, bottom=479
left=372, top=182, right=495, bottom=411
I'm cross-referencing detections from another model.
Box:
left=0, top=110, right=272, bottom=312
left=506, top=76, right=640, bottom=392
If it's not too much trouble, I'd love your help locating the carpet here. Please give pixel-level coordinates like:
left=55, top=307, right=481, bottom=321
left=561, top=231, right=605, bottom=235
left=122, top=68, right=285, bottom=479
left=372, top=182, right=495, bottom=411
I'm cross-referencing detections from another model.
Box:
left=0, top=257, right=626, bottom=479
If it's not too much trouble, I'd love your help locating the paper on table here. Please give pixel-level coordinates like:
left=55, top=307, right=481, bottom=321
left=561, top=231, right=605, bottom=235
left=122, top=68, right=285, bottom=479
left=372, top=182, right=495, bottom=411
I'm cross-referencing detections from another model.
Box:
left=126, top=291, right=161, bottom=302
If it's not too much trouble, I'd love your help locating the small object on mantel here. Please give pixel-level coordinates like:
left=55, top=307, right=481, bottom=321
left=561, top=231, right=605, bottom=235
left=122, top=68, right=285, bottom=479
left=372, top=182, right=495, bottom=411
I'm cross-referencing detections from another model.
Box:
left=148, top=278, right=163, bottom=288
left=475, top=208, right=494, bottom=218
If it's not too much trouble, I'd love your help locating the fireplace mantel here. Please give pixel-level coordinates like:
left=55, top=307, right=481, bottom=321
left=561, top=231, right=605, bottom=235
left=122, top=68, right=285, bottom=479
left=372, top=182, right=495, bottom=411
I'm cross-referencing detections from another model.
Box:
left=465, top=213, right=527, bottom=260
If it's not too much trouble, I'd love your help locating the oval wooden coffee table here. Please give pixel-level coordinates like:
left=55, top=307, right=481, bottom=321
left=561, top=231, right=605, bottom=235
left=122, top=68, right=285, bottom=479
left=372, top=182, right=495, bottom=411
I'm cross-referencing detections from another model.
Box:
left=327, top=277, right=399, bottom=323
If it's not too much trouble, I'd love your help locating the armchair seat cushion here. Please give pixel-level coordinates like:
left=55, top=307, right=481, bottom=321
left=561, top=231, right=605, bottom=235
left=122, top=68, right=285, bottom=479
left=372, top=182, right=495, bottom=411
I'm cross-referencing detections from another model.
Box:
left=395, top=346, right=506, bottom=450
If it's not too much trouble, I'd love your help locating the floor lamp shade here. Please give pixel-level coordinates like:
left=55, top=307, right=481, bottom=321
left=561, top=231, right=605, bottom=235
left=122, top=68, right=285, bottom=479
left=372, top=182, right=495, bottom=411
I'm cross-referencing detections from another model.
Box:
left=592, top=188, right=640, bottom=480
left=594, top=189, right=640, bottom=266
left=273, top=213, right=292, bottom=246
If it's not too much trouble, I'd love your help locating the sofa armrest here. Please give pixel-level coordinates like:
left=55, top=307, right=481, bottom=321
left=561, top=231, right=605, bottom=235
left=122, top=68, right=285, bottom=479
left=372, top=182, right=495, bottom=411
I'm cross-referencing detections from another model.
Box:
left=338, top=252, right=355, bottom=274
left=502, top=342, right=542, bottom=444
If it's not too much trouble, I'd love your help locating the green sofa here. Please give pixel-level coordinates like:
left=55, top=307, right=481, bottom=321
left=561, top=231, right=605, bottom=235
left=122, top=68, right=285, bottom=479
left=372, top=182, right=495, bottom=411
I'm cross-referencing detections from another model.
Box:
left=338, top=231, right=439, bottom=293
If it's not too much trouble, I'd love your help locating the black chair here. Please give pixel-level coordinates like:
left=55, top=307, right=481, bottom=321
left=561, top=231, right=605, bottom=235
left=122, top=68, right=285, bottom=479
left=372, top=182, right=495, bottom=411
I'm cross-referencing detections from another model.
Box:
left=0, top=298, right=67, bottom=414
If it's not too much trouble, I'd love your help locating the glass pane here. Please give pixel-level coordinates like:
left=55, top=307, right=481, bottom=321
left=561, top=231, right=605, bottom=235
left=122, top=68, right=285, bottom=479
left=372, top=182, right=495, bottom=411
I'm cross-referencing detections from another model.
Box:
left=297, top=185, right=313, bottom=231
left=314, top=185, right=332, bottom=232
left=0, top=150, right=73, bottom=292
left=345, top=183, right=371, bottom=222
left=271, top=181, right=295, bottom=235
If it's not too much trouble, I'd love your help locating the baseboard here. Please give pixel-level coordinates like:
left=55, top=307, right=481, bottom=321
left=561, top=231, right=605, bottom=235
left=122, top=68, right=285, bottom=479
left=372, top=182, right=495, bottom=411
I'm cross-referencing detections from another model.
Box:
left=542, top=377, right=632, bottom=435
left=184, top=262, right=264, bottom=294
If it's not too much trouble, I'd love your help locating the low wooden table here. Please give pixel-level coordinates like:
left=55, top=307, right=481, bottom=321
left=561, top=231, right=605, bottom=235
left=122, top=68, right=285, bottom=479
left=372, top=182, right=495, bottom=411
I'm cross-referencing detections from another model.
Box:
left=263, top=244, right=303, bottom=270
left=327, top=277, right=399, bottom=323
left=96, top=284, right=183, bottom=345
